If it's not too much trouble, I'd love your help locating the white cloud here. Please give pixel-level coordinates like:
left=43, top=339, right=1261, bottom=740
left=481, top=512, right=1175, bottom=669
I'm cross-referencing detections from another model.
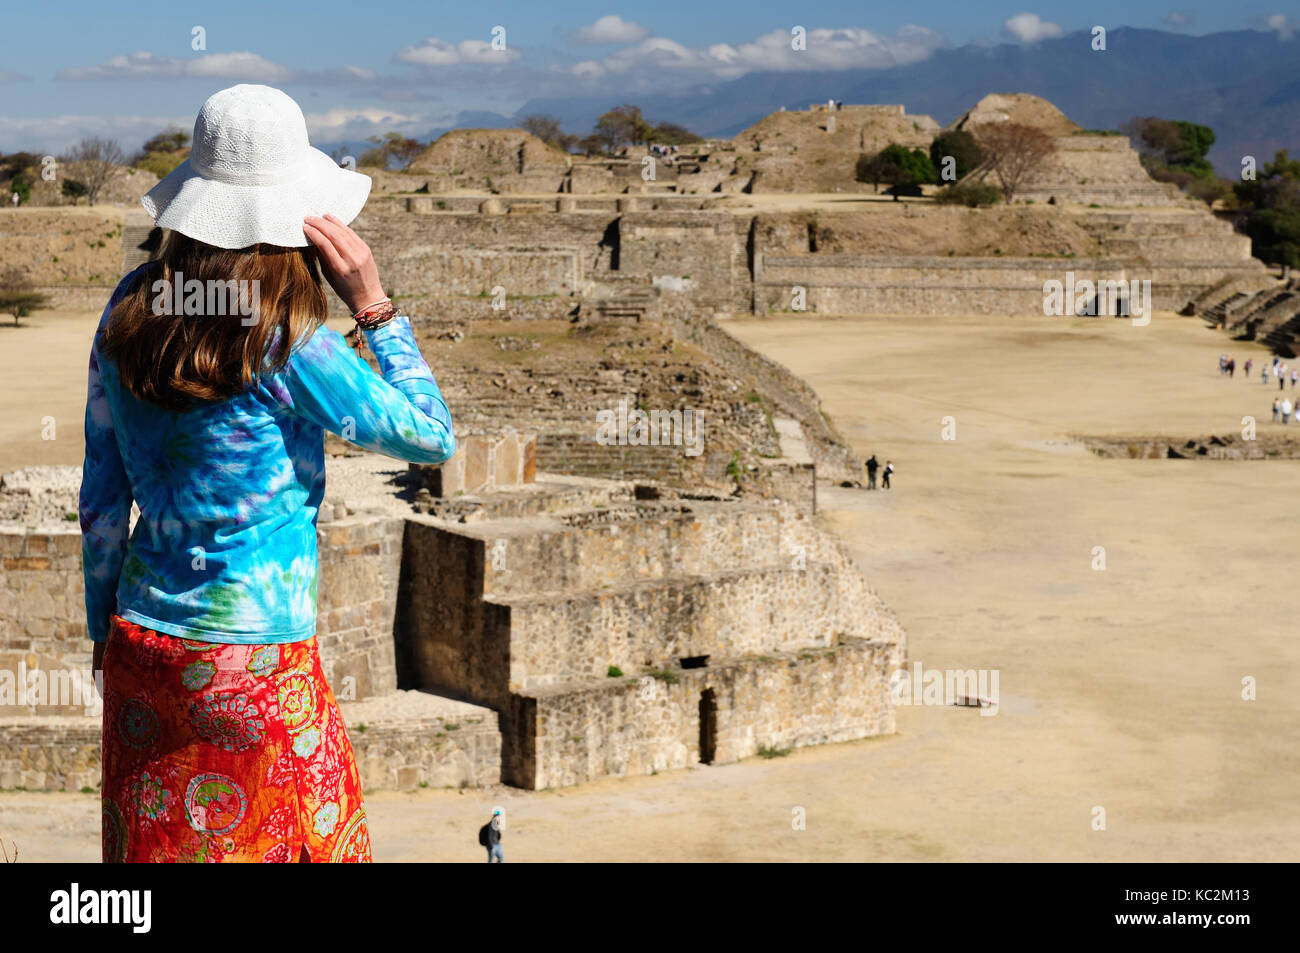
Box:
left=0, top=70, right=28, bottom=84
left=59, top=51, right=289, bottom=82
left=394, top=37, right=521, bottom=67
left=56, top=52, right=374, bottom=85
left=563, top=25, right=947, bottom=81
left=1162, top=11, right=1195, bottom=29
left=1259, top=13, right=1298, bottom=39
left=1002, top=13, right=1065, bottom=43
left=302, top=107, right=425, bottom=139
left=572, top=16, right=651, bottom=45
left=0, top=113, right=191, bottom=155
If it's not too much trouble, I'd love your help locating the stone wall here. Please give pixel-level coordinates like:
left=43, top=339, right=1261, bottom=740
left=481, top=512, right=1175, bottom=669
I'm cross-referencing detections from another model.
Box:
left=412, top=429, right=537, bottom=497
left=0, top=514, right=404, bottom=717
left=754, top=255, right=1264, bottom=316
left=0, top=526, right=92, bottom=718
left=669, top=307, right=860, bottom=482
left=535, top=432, right=722, bottom=483
left=505, top=637, right=899, bottom=789
left=396, top=492, right=902, bottom=706
left=314, top=515, right=405, bottom=700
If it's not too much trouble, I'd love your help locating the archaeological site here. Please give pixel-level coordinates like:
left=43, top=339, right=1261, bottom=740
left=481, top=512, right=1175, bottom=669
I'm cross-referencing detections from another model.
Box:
left=0, top=91, right=1288, bottom=797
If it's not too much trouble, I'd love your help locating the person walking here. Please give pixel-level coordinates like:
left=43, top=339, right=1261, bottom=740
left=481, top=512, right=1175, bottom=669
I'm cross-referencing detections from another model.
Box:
left=1245, top=358, right=1253, bottom=379
left=882, top=460, right=894, bottom=489
left=83, top=85, right=457, bottom=863
left=1262, top=364, right=1269, bottom=385
left=479, top=809, right=504, bottom=863
left=1283, top=397, right=1293, bottom=425
left=865, top=454, right=879, bottom=490
left=1273, top=397, right=1281, bottom=422
left=1281, top=363, right=1288, bottom=391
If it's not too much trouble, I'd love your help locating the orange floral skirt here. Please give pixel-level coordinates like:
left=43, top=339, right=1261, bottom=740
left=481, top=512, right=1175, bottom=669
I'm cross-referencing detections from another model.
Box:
left=101, top=615, right=371, bottom=863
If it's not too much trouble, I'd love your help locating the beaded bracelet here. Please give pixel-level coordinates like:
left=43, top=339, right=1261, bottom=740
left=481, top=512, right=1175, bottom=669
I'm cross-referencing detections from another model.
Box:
left=351, top=298, right=397, bottom=355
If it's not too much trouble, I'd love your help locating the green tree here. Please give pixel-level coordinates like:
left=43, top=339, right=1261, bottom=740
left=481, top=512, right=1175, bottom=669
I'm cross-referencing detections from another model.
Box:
left=132, top=127, right=191, bottom=178
left=61, top=179, right=88, bottom=204
left=1236, top=151, right=1300, bottom=278
left=594, top=105, right=652, bottom=151
left=358, top=132, right=425, bottom=170
left=0, top=267, right=49, bottom=325
left=648, top=122, right=702, bottom=145
left=521, top=115, right=578, bottom=152
left=9, top=171, right=31, bottom=204
left=0, top=152, right=39, bottom=182
left=929, top=130, right=983, bottom=183
left=856, top=144, right=935, bottom=192
left=1124, top=116, right=1217, bottom=178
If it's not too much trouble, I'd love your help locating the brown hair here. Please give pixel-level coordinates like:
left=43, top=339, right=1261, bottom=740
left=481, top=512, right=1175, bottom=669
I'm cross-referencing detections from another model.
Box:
left=101, top=230, right=328, bottom=411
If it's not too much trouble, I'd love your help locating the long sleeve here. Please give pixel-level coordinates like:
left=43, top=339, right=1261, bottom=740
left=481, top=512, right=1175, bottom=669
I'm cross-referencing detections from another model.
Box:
left=280, top=314, right=455, bottom=465
left=80, top=300, right=134, bottom=644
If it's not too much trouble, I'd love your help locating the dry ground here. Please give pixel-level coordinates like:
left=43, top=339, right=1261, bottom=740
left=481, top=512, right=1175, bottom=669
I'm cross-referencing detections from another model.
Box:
left=2, top=306, right=1297, bottom=861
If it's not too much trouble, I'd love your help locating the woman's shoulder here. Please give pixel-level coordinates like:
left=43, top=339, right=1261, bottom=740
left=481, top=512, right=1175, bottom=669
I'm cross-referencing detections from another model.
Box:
left=111, top=261, right=161, bottom=304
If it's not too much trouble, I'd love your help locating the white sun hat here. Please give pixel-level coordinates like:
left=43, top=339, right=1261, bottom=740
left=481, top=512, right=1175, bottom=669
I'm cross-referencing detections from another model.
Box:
left=141, top=84, right=370, bottom=249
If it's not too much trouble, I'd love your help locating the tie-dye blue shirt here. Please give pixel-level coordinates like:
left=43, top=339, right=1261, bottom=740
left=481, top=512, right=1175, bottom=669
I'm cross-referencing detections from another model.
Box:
left=80, top=266, right=455, bottom=645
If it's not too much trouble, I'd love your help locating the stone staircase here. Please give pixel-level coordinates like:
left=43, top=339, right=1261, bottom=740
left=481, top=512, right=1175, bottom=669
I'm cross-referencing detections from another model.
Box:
left=1194, top=273, right=1300, bottom=354
left=400, top=465, right=904, bottom=789
left=119, top=210, right=161, bottom=274
left=577, top=287, right=659, bottom=323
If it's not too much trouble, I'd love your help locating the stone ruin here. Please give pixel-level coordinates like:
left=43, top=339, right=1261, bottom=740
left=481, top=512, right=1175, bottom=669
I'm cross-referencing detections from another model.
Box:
left=0, top=424, right=904, bottom=791
left=0, top=91, right=1280, bottom=792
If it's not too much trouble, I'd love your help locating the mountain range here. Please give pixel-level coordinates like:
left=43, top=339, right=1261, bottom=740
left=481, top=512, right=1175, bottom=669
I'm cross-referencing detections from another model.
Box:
left=415, top=27, right=1299, bottom=176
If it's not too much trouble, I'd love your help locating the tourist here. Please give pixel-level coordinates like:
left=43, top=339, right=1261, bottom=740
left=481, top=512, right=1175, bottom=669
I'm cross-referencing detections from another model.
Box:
left=882, top=460, right=895, bottom=489
left=9, top=191, right=16, bottom=208
left=1291, top=369, right=1297, bottom=389
left=1280, top=363, right=1288, bottom=391
left=1283, top=397, right=1292, bottom=424
left=1219, top=354, right=1226, bottom=375
left=1227, top=358, right=1235, bottom=377
left=1273, top=397, right=1281, bottom=422
left=1262, top=365, right=1269, bottom=385
left=83, top=84, right=456, bottom=863
left=1245, top=358, right=1253, bottom=378
left=865, top=454, right=879, bottom=490
left=480, top=809, right=505, bottom=863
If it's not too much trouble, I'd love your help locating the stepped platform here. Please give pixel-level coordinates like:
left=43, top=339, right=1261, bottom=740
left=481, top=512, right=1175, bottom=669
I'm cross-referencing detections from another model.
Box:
left=395, top=455, right=904, bottom=789
left=0, top=690, right=499, bottom=793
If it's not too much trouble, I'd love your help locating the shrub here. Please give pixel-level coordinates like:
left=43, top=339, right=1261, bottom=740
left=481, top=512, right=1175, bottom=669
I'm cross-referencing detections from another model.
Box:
left=929, top=129, right=983, bottom=182
left=934, top=183, right=1001, bottom=207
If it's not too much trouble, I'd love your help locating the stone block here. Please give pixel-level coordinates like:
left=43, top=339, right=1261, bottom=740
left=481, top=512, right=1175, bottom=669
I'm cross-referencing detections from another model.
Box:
left=522, top=436, right=537, bottom=483
left=463, top=438, right=489, bottom=493
left=493, top=433, right=520, bottom=487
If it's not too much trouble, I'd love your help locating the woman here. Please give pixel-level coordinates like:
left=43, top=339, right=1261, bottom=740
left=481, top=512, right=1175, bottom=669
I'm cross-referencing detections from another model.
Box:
left=81, top=84, right=456, bottom=862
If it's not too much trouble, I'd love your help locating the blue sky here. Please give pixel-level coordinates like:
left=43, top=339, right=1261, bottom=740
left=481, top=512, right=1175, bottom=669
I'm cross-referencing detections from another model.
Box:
left=0, top=1, right=1296, bottom=152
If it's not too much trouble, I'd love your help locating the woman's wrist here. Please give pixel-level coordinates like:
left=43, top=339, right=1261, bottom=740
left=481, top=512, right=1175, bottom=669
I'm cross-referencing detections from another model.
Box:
left=350, top=292, right=389, bottom=316
left=352, top=298, right=399, bottom=340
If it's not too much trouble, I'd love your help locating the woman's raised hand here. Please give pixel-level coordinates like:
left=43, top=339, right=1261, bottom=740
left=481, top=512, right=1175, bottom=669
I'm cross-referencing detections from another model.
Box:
left=303, top=213, right=387, bottom=314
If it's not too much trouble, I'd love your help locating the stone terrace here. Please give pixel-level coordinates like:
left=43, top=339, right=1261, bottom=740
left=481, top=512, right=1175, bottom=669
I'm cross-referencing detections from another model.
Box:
left=398, top=443, right=904, bottom=789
